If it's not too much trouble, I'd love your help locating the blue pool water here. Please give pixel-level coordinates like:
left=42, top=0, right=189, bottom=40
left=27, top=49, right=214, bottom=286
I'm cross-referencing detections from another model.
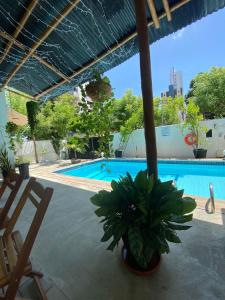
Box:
left=56, top=159, right=225, bottom=200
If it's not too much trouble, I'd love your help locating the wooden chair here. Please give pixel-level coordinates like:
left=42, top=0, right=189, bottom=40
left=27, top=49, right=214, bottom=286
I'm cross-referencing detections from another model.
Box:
left=0, top=177, right=53, bottom=300
left=0, top=173, right=24, bottom=229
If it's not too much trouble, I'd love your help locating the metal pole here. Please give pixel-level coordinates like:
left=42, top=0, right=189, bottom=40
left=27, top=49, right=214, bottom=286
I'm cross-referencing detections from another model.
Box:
left=134, top=0, right=158, bottom=178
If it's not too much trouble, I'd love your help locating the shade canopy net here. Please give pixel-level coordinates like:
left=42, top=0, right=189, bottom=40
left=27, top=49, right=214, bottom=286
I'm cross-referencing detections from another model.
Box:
left=0, top=0, right=224, bottom=101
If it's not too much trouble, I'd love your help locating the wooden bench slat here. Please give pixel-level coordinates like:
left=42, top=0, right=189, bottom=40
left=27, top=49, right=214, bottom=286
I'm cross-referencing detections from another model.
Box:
left=3, top=235, right=17, bottom=273
left=29, top=193, right=39, bottom=208
left=0, top=237, right=9, bottom=286
left=31, top=181, right=45, bottom=199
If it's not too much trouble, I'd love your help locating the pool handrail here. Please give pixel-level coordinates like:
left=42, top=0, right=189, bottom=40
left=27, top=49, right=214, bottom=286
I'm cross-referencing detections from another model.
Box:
left=205, top=183, right=215, bottom=214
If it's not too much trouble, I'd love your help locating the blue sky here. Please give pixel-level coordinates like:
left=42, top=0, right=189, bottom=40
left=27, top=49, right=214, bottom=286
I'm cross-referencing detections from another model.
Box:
left=106, top=8, right=225, bottom=99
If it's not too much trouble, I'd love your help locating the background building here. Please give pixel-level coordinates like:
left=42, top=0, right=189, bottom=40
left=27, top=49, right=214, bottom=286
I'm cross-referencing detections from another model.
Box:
left=161, top=67, right=183, bottom=98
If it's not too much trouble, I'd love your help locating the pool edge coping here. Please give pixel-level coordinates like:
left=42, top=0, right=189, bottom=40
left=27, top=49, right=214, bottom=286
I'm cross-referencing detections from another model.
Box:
left=53, top=157, right=225, bottom=175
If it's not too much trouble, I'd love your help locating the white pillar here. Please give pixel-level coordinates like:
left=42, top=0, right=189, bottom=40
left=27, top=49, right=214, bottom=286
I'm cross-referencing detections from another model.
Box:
left=0, top=89, right=14, bottom=162
left=0, top=89, right=8, bottom=146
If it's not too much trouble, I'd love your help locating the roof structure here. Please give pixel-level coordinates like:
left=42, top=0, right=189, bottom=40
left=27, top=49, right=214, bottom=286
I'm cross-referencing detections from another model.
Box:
left=0, top=0, right=225, bottom=101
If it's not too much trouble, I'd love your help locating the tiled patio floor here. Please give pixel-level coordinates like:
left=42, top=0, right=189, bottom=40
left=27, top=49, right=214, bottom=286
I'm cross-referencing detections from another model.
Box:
left=1, top=162, right=225, bottom=299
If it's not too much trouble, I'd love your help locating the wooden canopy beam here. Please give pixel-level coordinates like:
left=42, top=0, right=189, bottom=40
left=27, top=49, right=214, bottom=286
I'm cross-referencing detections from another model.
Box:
left=34, top=0, right=190, bottom=100
left=5, top=86, right=36, bottom=100
left=162, top=0, right=172, bottom=21
left=0, top=0, right=39, bottom=65
left=147, top=0, right=160, bottom=29
left=0, top=31, right=70, bottom=82
left=134, top=0, right=157, bottom=178
left=2, top=0, right=80, bottom=87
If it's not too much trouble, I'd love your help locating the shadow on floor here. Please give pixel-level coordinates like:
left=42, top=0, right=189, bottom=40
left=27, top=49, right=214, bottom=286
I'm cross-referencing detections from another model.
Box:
left=1, top=178, right=225, bottom=300
left=221, top=208, right=225, bottom=225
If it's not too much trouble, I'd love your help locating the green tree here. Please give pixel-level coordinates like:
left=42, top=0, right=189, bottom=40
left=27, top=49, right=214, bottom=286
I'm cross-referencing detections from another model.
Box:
left=111, top=90, right=143, bottom=132
left=26, top=101, right=39, bottom=163
left=154, top=96, right=185, bottom=126
left=7, top=92, right=28, bottom=115
left=181, top=99, right=207, bottom=149
left=35, top=93, right=79, bottom=155
left=120, top=103, right=143, bottom=143
left=76, top=99, right=114, bottom=157
left=187, top=67, right=225, bottom=117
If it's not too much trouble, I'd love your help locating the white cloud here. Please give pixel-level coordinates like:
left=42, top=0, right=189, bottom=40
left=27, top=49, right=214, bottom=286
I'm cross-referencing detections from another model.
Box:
left=172, top=28, right=185, bottom=40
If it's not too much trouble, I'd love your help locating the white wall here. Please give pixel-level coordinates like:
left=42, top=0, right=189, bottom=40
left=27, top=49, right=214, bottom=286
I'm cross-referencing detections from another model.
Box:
left=0, top=90, right=7, bottom=147
left=113, top=118, right=225, bottom=158
left=16, top=140, right=58, bottom=163
left=0, top=90, right=13, bottom=162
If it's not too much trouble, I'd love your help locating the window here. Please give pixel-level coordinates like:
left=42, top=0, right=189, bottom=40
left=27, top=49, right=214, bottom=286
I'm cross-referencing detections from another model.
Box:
left=206, top=129, right=212, bottom=138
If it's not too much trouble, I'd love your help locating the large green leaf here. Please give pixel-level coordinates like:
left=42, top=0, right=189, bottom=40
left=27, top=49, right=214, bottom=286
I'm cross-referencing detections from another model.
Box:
left=166, top=222, right=192, bottom=231
left=112, top=222, right=127, bottom=241
left=152, top=180, right=175, bottom=198
left=107, top=239, right=118, bottom=251
left=143, top=239, right=154, bottom=262
left=157, top=190, right=184, bottom=216
left=126, top=172, right=133, bottom=185
left=128, top=226, right=144, bottom=258
left=136, top=195, right=148, bottom=216
left=101, top=226, right=113, bottom=242
left=95, top=207, right=112, bottom=217
left=90, top=190, right=110, bottom=207
left=111, top=180, right=118, bottom=190
left=170, top=214, right=193, bottom=224
left=165, top=228, right=181, bottom=243
left=147, top=230, right=168, bottom=254
left=134, top=170, right=153, bottom=192
left=106, top=223, right=127, bottom=251
left=181, top=197, right=197, bottom=214
left=156, top=235, right=170, bottom=254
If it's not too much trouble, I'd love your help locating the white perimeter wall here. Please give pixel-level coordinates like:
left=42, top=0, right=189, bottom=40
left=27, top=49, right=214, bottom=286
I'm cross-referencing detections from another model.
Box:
left=0, top=90, right=57, bottom=164
left=0, top=90, right=14, bottom=162
left=16, top=140, right=58, bottom=163
left=113, top=118, right=225, bottom=158
left=0, top=90, right=8, bottom=148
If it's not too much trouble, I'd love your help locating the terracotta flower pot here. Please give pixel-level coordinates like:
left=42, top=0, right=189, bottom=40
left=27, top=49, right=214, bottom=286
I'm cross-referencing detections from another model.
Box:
left=121, top=246, right=161, bottom=276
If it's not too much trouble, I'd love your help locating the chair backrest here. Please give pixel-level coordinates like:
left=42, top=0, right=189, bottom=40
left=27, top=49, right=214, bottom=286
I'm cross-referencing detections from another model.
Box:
left=0, top=172, right=24, bottom=229
left=3, top=177, right=53, bottom=299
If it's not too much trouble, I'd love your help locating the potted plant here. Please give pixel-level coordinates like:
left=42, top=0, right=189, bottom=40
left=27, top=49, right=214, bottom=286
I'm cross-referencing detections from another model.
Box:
left=0, top=148, right=14, bottom=180
left=115, top=110, right=140, bottom=158
left=85, top=72, right=112, bottom=102
left=115, top=148, right=123, bottom=158
left=91, top=171, right=196, bottom=275
left=181, top=100, right=208, bottom=159
left=26, top=101, right=39, bottom=163
left=5, top=122, right=18, bottom=153
left=114, top=135, right=128, bottom=158
left=89, top=150, right=99, bottom=160
left=66, top=136, right=87, bottom=163
left=15, top=156, right=30, bottom=179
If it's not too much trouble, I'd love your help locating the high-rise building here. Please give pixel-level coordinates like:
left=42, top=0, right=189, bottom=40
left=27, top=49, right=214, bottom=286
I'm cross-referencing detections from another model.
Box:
left=161, top=67, right=183, bottom=98
left=170, top=67, right=183, bottom=96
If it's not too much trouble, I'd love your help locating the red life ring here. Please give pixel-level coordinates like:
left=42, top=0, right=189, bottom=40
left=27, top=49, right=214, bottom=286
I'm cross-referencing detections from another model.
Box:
left=184, top=133, right=197, bottom=146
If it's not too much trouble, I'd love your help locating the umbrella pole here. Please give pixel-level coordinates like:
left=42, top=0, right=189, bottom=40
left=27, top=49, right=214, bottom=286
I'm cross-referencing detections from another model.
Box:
left=134, top=0, right=158, bottom=179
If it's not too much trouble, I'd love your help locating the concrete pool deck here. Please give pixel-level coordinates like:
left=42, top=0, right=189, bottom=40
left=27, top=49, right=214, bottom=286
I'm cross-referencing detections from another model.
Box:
left=1, top=172, right=225, bottom=299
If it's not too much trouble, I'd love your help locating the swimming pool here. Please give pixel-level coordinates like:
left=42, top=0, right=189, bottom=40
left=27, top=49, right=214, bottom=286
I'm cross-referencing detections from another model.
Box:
left=56, top=159, right=225, bottom=200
